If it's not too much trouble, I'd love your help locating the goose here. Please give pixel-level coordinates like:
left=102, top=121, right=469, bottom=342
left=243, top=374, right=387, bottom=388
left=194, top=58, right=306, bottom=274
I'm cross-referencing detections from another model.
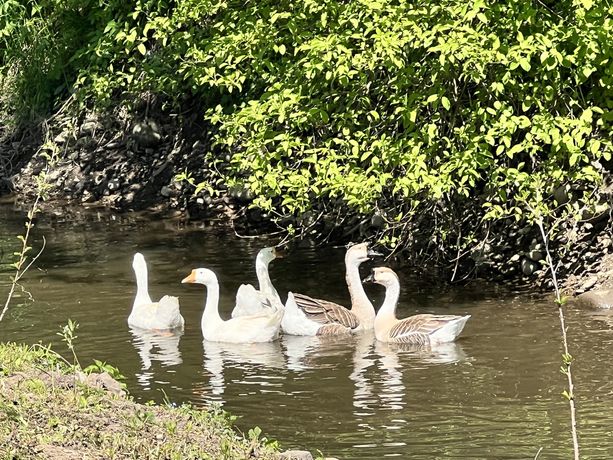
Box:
left=364, top=267, right=470, bottom=344
left=232, top=247, right=284, bottom=318
left=282, top=242, right=381, bottom=336
left=129, top=253, right=184, bottom=330
left=182, top=268, right=283, bottom=343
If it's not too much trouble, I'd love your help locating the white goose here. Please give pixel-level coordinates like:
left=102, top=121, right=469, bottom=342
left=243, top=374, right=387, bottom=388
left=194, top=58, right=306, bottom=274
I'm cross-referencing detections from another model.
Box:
left=282, top=243, right=381, bottom=336
left=232, top=247, right=283, bottom=318
left=182, top=268, right=283, bottom=343
left=129, top=253, right=184, bottom=330
left=364, top=267, right=470, bottom=344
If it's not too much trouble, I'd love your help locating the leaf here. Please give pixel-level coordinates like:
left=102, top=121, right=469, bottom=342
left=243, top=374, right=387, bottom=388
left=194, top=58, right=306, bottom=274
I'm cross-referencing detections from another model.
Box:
left=519, top=58, right=531, bottom=72
left=426, top=94, right=438, bottom=104
left=278, top=44, right=286, bottom=55
left=441, top=96, right=451, bottom=110
left=137, top=43, right=147, bottom=55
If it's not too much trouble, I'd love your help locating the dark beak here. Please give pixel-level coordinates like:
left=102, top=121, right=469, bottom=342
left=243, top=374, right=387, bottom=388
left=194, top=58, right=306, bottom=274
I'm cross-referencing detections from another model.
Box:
left=274, top=247, right=286, bottom=259
left=362, top=272, right=375, bottom=283
left=367, top=247, right=383, bottom=257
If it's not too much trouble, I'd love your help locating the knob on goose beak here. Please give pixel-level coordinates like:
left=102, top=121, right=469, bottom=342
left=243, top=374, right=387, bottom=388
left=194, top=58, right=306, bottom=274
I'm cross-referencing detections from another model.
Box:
left=273, top=247, right=286, bottom=259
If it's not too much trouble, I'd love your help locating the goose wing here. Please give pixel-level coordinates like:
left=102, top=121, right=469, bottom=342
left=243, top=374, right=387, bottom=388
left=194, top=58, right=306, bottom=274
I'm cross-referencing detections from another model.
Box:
left=155, top=295, right=185, bottom=329
left=389, top=314, right=464, bottom=345
left=233, top=284, right=272, bottom=318
left=292, top=293, right=359, bottom=330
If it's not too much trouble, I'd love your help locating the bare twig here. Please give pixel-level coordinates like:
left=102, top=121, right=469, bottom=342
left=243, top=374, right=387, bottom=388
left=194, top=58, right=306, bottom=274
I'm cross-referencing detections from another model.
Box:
left=0, top=195, right=43, bottom=322
left=537, top=217, right=580, bottom=460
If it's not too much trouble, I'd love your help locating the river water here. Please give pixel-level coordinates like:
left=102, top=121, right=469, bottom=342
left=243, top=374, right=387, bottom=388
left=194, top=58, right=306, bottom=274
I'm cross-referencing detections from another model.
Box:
left=1, top=203, right=612, bottom=459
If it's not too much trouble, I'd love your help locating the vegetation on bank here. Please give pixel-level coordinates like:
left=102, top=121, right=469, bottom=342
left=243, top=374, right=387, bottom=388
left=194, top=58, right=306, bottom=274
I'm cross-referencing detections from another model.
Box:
left=1, top=1, right=612, bottom=263
left=0, top=342, right=280, bottom=459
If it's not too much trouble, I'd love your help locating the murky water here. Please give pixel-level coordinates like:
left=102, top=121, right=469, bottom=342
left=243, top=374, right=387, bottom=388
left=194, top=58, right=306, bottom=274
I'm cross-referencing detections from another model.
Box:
left=1, top=203, right=613, bottom=459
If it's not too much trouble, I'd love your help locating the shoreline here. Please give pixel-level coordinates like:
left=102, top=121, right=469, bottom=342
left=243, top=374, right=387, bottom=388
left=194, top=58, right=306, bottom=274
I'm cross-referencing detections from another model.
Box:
left=0, top=342, right=327, bottom=460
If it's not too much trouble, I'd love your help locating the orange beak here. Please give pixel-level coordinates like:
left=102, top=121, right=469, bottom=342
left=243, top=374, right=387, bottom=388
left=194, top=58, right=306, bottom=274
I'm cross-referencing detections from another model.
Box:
left=181, top=270, right=197, bottom=284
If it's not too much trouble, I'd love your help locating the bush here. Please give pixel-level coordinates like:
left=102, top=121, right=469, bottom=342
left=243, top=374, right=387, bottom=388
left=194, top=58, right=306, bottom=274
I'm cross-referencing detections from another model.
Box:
left=3, top=0, right=613, bottom=257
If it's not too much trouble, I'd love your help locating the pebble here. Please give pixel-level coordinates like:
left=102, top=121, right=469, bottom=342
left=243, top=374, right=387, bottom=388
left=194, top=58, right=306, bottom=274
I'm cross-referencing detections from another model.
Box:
left=521, top=258, right=538, bottom=276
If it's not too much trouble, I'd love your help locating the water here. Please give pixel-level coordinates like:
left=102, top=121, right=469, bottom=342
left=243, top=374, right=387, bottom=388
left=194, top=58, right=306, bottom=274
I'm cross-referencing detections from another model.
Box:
left=1, top=203, right=613, bottom=459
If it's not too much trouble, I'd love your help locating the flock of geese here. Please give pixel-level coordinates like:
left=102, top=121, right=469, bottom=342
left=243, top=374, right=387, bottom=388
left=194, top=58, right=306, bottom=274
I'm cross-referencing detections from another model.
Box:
left=128, top=243, right=471, bottom=345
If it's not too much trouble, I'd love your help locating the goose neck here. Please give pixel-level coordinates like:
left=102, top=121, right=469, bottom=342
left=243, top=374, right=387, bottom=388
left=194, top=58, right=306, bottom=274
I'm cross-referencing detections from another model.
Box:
left=345, top=259, right=374, bottom=315
left=255, top=255, right=274, bottom=294
left=134, top=263, right=152, bottom=305
left=378, top=279, right=400, bottom=320
left=202, top=281, right=223, bottom=325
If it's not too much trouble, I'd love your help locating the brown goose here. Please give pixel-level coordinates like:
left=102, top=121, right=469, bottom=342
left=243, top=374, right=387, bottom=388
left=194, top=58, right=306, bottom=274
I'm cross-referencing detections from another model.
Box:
left=282, top=243, right=381, bottom=336
left=364, top=267, right=470, bottom=344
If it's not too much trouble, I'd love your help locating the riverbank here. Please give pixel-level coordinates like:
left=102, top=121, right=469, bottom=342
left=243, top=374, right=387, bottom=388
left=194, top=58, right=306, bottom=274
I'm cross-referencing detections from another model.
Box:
left=2, top=0, right=612, bottom=302
left=3, top=110, right=613, bottom=301
left=0, top=342, right=322, bottom=460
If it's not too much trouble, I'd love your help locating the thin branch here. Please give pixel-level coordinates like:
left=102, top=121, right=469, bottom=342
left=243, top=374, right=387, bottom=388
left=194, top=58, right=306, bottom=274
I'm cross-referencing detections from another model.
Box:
left=0, top=195, right=43, bottom=323
left=537, top=217, right=580, bottom=460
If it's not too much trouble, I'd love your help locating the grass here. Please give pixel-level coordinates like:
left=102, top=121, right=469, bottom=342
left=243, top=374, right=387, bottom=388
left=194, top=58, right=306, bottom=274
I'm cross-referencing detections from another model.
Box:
left=0, top=343, right=280, bottom=459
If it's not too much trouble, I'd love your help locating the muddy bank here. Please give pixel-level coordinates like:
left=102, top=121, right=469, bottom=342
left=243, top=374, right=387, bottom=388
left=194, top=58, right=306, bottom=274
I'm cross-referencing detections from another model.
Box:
left=2, top=109, right=613, bottom=298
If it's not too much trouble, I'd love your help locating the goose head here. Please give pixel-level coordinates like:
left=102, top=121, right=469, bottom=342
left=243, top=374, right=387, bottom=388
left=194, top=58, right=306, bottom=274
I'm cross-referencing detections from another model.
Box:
left=257, top=246, right=284, bottom=264
left=346, top=242, right=382, bottom=265
left=132, top=252, right=147, bottom=271
left=182, top=268, right=218, bottom=286
left=363, top=267, right=399, bottom=288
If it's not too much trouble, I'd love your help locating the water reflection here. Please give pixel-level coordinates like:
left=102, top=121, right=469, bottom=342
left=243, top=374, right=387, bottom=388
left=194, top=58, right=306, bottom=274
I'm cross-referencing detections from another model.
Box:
left=129, top=327, right=183, bottom=388
left=200, top=340, right=285, bottom=403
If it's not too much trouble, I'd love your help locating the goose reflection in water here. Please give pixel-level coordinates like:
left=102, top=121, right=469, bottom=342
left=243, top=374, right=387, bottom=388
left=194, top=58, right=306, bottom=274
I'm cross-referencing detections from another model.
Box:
left=200, top=340, right=285, bottom=404
left=283, top=333, right=357, bottom=372
left=350, top=339, right=468, bottom=413
left=129, top=327, right=183, bottom=389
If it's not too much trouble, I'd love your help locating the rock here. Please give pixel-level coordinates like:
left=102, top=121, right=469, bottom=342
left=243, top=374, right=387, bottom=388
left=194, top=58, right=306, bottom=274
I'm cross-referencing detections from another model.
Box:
left=160, top=186, right=172, bottom=197
left=54, top=132, right=68, bottom=144
left=79, top=120, right=102, bottom=137
left=76, top=371, right=124, bottom=396
left=509, top=254, right=521, bottom=263
left=104, top=141, right=121, bottom=150
left=576, top=276, right=598, bottom=294
left=528, top=250, right=544, bottom=262
left=521, top=258, right=538, bottom=276
left=131, top=120, right=162, bottom=147
left=370, top=213, right=385, bottom=228
left=276, top=450, right=313, bottom=460
left=575, top=289, right=613, bottom=309
left=108, top=180, right=120, bottom=191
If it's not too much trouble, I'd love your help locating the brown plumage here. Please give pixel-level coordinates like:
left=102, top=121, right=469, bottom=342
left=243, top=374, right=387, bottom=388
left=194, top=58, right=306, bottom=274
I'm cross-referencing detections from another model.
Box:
left=316, top=323, right=353, bottom=336
left=292, top=293, right=360, bottom=330
left=388, top=314, right=467, bottom=345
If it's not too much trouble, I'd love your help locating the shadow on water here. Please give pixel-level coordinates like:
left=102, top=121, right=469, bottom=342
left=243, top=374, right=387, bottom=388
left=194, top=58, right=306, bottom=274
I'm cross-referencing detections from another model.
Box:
left=2, top=203, right=613, bottom=458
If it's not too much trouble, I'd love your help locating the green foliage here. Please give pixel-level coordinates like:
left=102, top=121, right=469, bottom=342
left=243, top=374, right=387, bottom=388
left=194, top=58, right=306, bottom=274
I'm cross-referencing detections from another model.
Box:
left=56, top=318, right=80, bottom=369
left=3, top=0, right=613, bottom=255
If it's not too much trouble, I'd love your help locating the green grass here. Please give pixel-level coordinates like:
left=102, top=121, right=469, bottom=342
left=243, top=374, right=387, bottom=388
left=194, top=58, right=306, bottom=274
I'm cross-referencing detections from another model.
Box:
left=0, top=342, right=279, bottom=459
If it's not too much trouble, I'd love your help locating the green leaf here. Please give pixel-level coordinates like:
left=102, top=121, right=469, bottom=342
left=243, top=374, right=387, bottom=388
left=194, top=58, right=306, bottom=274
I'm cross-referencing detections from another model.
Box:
left=441, top=96, right=450, bottom=110
left=137, top=43, right=147, bottom=55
